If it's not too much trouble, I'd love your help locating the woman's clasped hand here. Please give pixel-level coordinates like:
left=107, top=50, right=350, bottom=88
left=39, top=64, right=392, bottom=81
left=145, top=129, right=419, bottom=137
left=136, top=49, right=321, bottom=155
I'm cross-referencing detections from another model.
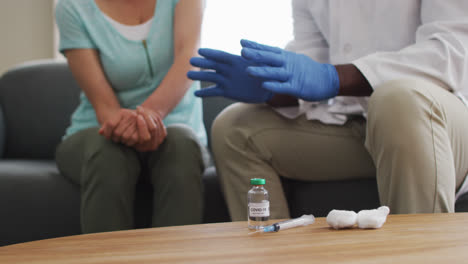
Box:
left=98, top=106, right=167, bottom=152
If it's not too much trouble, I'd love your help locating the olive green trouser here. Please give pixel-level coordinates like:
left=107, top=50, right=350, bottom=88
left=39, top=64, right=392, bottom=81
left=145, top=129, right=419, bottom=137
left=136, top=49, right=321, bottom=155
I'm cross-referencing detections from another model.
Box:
left=212, top=79, right=468, bottom=220
left=56, top=124, right=206, bottom=234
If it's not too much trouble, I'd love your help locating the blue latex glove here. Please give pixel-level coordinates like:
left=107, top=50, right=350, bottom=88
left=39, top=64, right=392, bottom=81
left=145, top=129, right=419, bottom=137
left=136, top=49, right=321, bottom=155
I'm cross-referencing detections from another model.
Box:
left=187, top=48, right=273, bottom=103
left=240, top=39, right=340, bottom=101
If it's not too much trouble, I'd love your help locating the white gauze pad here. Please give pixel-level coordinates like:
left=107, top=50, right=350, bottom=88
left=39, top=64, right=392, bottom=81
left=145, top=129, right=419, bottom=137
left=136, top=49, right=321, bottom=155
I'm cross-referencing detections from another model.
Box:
left=326, top=209, right=357, bottom=229
left=356, top=206, right=390, bottom=229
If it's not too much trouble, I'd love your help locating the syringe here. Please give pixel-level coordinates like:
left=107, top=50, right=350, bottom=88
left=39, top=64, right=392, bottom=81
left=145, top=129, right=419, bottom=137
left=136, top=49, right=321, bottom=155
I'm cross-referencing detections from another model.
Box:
left=249, top=214, right=315, bottom=234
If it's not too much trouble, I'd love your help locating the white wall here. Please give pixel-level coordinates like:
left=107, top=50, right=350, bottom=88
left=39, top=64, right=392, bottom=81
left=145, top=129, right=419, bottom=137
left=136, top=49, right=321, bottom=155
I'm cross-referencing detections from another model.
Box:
left=0, top=0, right=55, bottom=75
left=0, top=0, right=293, bottom=75
left=202, top=0, right=293, bottom=55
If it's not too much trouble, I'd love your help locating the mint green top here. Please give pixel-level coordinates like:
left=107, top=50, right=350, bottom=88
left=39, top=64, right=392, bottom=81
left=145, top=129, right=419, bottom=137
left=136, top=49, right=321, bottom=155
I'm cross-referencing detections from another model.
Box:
left=55, top=0, right=206, bottom=145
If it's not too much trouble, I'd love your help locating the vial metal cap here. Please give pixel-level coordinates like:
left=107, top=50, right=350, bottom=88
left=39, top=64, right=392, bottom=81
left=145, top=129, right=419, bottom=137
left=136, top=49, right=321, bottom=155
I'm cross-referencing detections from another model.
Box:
left=250, top=178, right=266, bottom=185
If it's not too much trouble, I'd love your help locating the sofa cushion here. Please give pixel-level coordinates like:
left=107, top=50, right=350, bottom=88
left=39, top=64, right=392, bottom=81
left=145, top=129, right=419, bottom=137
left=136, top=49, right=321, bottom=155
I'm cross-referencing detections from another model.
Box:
left=455, top=192, right=468, bottom=212
left=200, top=94, right=234, bottom=148
left=0, top=160, right=81, bottom=246
left=0, top=105, right=5, bottom=158
left=283, top=177, right=468, bottom=217
left=202, top=166, right=230, bottom=223
left=282, top=177, right=381, bottom=217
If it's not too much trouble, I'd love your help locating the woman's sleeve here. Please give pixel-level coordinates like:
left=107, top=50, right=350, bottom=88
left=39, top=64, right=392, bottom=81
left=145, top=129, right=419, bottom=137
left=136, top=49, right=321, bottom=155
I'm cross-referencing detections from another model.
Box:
left=352, top=0, right=468, bottom=92
left=55, top=0, right=96, bottom=54
left=284, top=0, right=329, bottom=63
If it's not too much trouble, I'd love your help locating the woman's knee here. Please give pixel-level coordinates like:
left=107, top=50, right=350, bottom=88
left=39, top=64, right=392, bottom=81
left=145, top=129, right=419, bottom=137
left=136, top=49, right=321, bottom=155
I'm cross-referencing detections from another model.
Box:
left=165, top=124, right=200, bottom=145
left=158, top=124, right=205, bottom=175
left=164, top=124, right=203, bottom=157
left=81, top=131, right=140, bottom=187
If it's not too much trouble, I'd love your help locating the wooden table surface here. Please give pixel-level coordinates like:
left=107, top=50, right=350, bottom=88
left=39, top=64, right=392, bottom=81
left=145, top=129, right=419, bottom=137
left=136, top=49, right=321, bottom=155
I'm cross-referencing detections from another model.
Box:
left=1, top=213, right=468, bottom=263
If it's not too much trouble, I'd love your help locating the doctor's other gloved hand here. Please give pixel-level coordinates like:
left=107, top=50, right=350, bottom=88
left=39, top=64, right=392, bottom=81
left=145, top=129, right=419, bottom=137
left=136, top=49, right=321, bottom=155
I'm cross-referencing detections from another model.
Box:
left=187, top=48, right=273, bottom=103
left=240, top=39, right=340, bottom=102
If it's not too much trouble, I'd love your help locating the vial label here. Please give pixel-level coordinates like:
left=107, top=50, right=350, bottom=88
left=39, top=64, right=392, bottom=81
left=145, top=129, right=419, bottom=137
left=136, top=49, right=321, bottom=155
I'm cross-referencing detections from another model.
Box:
left=248, top=202, right=270, bottom=217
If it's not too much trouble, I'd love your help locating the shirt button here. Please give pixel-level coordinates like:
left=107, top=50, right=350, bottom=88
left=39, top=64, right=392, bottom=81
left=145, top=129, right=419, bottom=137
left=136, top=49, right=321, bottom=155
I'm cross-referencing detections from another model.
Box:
left=343, top=43, right=352, bottom=54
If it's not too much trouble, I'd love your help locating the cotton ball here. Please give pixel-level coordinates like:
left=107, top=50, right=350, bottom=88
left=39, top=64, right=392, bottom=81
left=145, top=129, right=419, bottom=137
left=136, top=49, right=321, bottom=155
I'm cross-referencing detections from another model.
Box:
left=356, top=206, right=390, bottom=229
left=326, top=209, right=357, bottom=229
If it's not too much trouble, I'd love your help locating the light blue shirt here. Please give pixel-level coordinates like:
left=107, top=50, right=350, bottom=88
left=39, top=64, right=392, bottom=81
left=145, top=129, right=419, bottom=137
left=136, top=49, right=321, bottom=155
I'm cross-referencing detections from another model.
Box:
left=55, top=0, right=207, bottom=145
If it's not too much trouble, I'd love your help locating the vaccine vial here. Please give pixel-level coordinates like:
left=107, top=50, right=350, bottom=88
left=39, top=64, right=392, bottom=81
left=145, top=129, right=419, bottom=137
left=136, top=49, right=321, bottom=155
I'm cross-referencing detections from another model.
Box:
left=248, top=178, right=269, bottom=230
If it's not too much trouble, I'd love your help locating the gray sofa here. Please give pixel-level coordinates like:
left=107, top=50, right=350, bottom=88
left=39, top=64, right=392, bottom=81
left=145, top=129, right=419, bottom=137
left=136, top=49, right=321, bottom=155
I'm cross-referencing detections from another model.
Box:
left=1, top=60, right=467, bottom=247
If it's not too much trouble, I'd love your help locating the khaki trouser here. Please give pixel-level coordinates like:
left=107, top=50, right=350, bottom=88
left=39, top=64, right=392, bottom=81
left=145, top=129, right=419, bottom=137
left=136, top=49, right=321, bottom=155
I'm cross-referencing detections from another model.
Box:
left=212, top=79, right=468, bottom=221
left=56, top=124, right=206, bottom=233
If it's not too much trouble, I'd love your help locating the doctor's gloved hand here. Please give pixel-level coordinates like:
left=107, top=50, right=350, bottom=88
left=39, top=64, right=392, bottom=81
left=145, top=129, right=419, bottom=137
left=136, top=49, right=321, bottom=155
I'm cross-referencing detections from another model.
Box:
left=187, top=48, right=273, bottom=103
left=240, top=39, right=340, bottom=102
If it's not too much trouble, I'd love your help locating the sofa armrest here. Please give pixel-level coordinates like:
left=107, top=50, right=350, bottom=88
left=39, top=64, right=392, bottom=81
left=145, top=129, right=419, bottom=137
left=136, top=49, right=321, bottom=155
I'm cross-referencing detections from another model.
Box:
left=0, top=105, right=5, bottom=158
left=0, top=60, right=80, bottom=159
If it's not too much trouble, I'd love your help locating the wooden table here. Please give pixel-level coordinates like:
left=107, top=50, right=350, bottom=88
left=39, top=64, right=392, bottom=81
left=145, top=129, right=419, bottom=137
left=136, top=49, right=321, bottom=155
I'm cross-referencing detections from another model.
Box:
left=1, top=213, right=468, bottom=263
